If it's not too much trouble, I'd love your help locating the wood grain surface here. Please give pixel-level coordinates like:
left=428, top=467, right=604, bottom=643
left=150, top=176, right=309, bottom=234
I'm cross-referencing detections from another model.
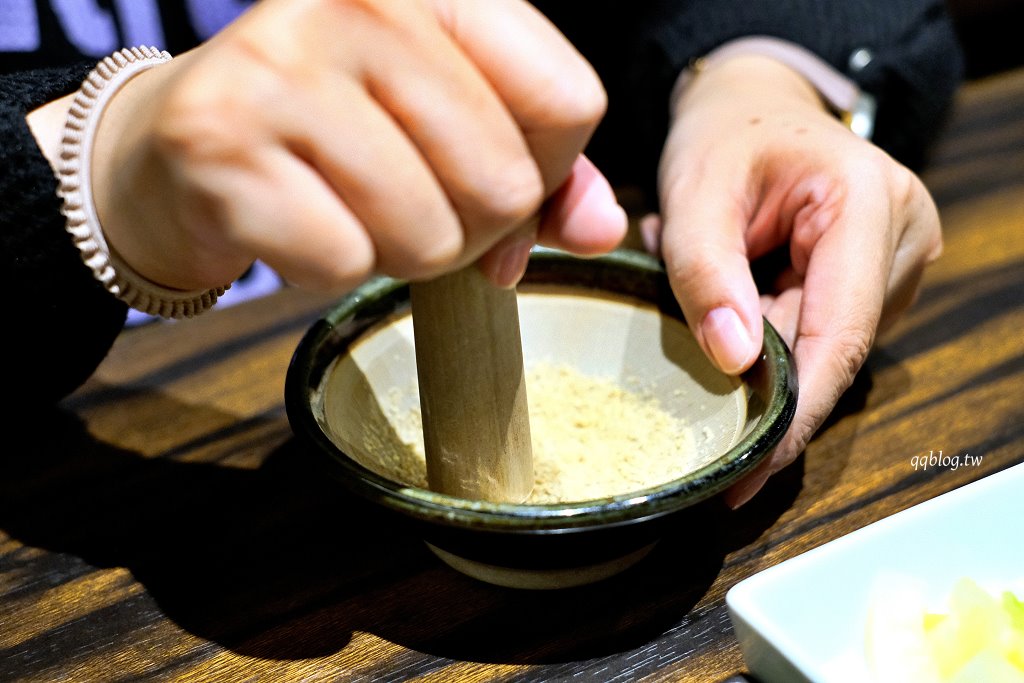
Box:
left=2, top=69, right=1023, bottom=683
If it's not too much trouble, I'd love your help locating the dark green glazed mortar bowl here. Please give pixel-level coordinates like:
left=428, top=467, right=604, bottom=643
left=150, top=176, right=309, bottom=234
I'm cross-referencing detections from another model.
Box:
left=285, top=248, right=797, bottom=589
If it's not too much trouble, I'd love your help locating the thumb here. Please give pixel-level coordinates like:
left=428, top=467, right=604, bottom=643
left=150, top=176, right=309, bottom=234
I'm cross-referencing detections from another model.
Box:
left=660, top=181, right=763, bottom=375
left=477, top=154, right=626, bottom=289
left=537, top=154, right=627, bottom=255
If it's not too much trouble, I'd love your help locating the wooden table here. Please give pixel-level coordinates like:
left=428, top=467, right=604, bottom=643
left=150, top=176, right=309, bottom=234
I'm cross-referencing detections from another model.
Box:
left=3, top=68, right=1023, bottom=683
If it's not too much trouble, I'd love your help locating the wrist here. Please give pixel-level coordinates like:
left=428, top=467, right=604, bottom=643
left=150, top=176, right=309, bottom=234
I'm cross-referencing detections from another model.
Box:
left=26, top=93, right=77, bottom=173
left=91, top=61, right=183, bottom=288
left=672, top=53, right=825, bottom=120
left=92, top=49, right=252, bottom=294
left=24, top=68, right=189, bottom=291
left=56, top=47, right=229, bottom=318
left=672, top=36, right=876, bottom=139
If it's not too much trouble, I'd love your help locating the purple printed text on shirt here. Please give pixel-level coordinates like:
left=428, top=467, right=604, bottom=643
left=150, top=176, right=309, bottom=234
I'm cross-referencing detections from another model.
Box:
left=0, top=0, right=251, bottom=54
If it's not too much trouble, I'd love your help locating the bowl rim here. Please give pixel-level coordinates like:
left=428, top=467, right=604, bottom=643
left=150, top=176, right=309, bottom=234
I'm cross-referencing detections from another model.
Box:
left=285, top=248, right=797, bottom=533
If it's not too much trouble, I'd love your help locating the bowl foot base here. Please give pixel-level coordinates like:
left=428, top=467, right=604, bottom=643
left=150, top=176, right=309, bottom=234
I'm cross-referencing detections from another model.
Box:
left=425, top=541, right=658, bottom=589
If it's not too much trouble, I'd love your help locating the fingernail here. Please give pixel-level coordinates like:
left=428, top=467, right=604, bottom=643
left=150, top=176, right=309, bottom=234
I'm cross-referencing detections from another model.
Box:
left=702, top=307, right=755, bottom=374
left=491, top=238, right=534, bottom=289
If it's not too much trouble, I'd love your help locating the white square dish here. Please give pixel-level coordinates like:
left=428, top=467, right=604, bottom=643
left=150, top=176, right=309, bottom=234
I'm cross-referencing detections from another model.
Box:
left=726, top=461, right=1024, bottom=683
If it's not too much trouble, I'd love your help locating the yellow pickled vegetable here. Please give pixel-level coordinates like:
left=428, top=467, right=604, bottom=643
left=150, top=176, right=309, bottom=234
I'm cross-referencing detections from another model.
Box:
left=867, top=576, right=1024, bottom=682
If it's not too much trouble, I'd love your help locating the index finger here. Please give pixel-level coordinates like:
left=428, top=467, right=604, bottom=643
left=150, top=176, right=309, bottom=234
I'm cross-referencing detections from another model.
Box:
left=432, top=0, right=607, bottom=193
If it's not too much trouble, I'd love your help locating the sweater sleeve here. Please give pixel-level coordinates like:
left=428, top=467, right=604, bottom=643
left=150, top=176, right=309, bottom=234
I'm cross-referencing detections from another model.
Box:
left=0, top=64, right=128, bottom=409
left=536, top=0, right=964, bottom=195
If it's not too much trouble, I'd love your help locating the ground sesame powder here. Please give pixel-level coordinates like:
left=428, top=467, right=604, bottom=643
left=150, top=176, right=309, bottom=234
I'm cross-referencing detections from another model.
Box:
left=360, top=362, right=701, bottom=504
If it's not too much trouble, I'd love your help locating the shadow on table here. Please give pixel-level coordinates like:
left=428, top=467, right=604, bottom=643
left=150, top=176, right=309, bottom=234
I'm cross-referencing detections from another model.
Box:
left=0, top=396, right=804, bottom=672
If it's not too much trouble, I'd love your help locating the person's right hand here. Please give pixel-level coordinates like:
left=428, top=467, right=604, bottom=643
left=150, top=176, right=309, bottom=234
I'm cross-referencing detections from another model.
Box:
left=43, top=0, right=626, bottom=295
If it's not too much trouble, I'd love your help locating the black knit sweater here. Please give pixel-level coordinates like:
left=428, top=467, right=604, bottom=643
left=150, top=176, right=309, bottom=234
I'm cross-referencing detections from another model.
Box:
left=539, top=0, right=963, bottom=190
left=0, top=64, right=128, bottom=407
left=0, top=0, right=963, bottom=408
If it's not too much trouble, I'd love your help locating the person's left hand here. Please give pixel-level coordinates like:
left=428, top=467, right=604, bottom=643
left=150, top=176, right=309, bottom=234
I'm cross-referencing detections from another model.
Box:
left=647, top=54, right=943, bottom=507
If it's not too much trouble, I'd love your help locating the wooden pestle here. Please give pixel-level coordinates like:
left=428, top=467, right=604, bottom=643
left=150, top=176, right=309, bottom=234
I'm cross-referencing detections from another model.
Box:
left=410, top=266, right=534, bottom=503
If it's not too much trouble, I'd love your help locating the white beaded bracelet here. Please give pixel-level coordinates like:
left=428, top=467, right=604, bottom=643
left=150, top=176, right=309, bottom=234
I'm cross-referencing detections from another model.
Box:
left=58, top=46, right=229, bottom=318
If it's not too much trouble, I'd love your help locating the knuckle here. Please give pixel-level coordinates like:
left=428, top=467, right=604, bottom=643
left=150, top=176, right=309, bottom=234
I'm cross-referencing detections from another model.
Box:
left=560, top=73, right=607, bottom=128
left=410, top=231, right=463, bottom=275
left=659, top=157, right=718, bottom=218
left=320, top=0, right=389, bottom=20
left=383, top=229, right=464, bottom=281
left=533, top=68, right=607, bottom=132
left=880, top=157, right=944, bottom=262
left=471, top=159, right=545, bottom=227
left=927, top=227, right=944, bottom=262
left=157, top=74, right=263, bottom=164
left=787, top=411, right=826, bottom=459
left=887, top=161, right=920, bottom=212
left=667, top=248, right=734, bottom=298
left=836, top=329, right=873, bottom=380
left=669, top=253, right=715, bottom=293
left=816, top=323, right=874, bottom=390
left=834, top=144, right=891, bottom=193
left=314, top=239, right=377, bottom=290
